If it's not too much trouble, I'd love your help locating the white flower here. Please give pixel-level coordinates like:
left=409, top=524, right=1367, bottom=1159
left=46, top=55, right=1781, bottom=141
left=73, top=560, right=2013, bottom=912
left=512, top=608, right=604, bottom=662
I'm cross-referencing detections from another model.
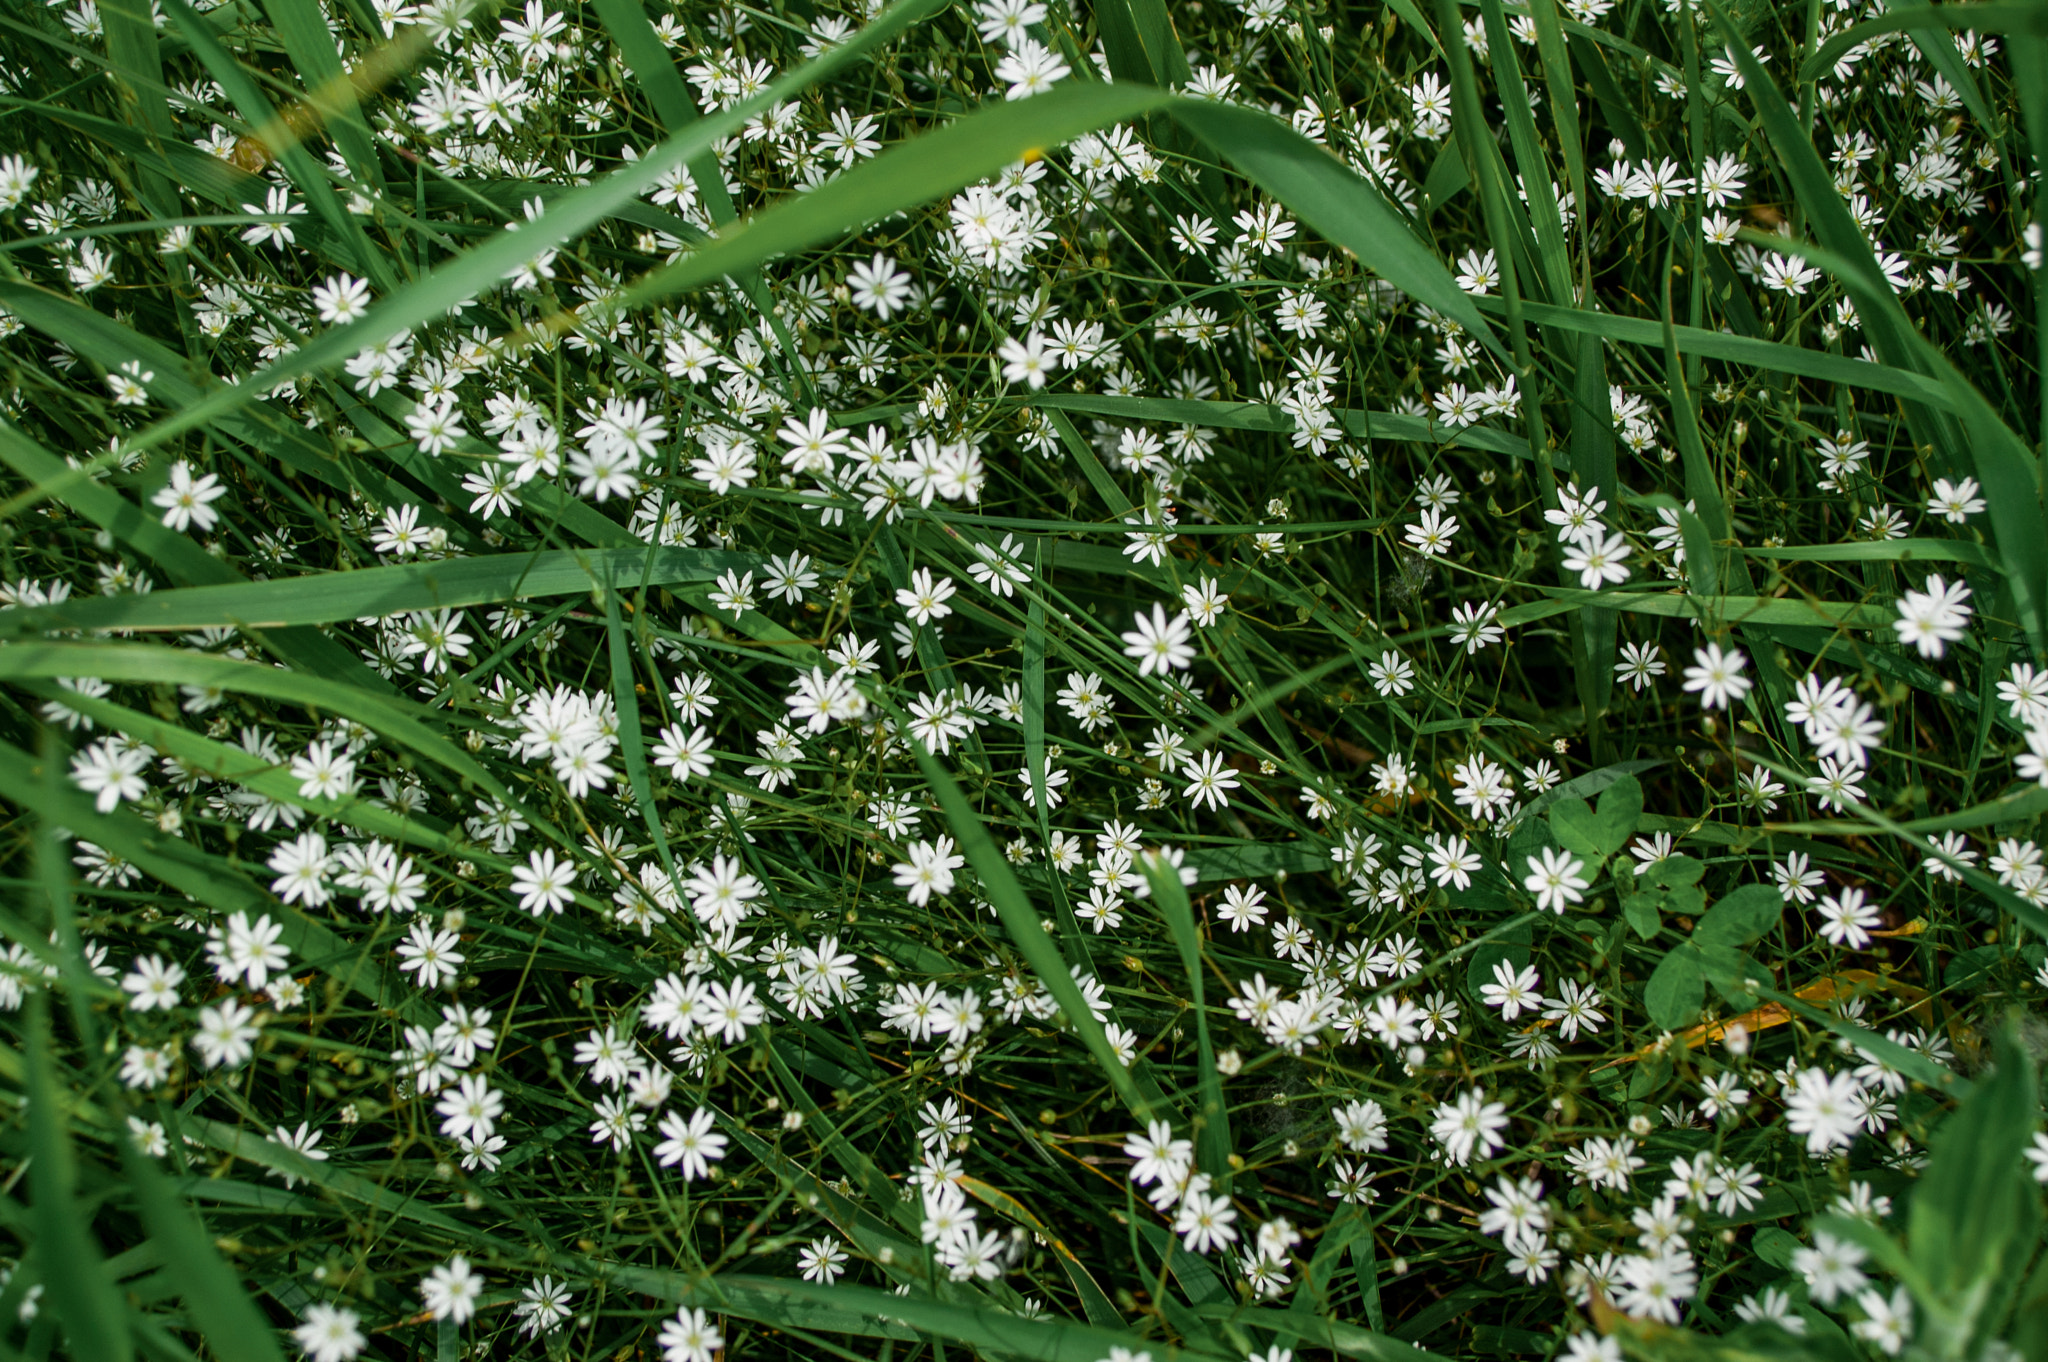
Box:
left=895, top=567, right=958, bottom=625
left=652, top=723, right=716, bottom=782
left=121, top=955, right=185, bottom=1012
left=1562, top=530, right=1632, bottom=589
left=1181, top=750, right=1240, bottom=811
left=192, top=1000, right=262, bottom=1069
left=2025, top=1131, right=2048, bottom=1184
left=1783, top=1068, right=1866, bottom=1155
left=1430, top=1087, right=1509, bottom=1165
left=1173, top=1184, right=1239, bottom=1253
left=653, top=1106, right=729, bottom=1180
left=998, top=331, right=1061, bottom=389
left=151, top=461, right=227, bottom=533
left=207, top=911, right=291, bottom=991
left=1121, top=604, right=1195, bottom=676
left=435, top=1074, right=503, bottom=1142
left=1404, top=507, right=1459, bottom=557
left=294, top=1303, right=366, bottom=1362
left=658, top=1307, right=723, bottom=1362
left=420, top=1256, right=484, bottom=1323
left=406, top=397, right=467, bottom=456
left=1124, top=1120, right=1193, bottom=1187
left=1851, top=1285, right=1913, bottom=1355
left=1522, top=847, right=1590, bottom=912
left=993, top=37, right=1070, bottom=98
left=1893, top=573, right=1973, bottom=658
left=797, top=1236, right=848, bottom=1283
left=893, top=836, right=964, bottom=906
left=847, top=253, right=913, bottom=318
left=70, top=739, right=151, bottom=812
left=1682, top=642, right=1754, bottom=709
left=1182, top=577, right=1229, bottom=625
left=291, top=741, right=357, bottom=801
left=1816, top=885, right=1881, bottom=949
left=311, top=273, right=371, bottom=325
left=396, top=920, right=466, bottom=989
left=510, top=848, right=577, bottom=915
left=1792, top=1231, right=1867, bottom=1304
left=1481, top=960, right=1545, bottom=1021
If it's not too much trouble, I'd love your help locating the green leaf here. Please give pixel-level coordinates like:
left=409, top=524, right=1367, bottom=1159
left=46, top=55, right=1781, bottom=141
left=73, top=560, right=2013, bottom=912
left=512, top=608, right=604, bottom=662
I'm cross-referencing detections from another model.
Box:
left=1692, top=883, right=1783, bottom=948
left=257, top=0, right=387, bottom=197
left=1488, top=300, right=1956, bottom=410
left=1133, top=1217, right=1230, bottom=1308
left=0, top=641, right=545, bottom=835
left=1753, top=1227, right=1802, bottom=1269
left=1801, top=3, right=2048, bottom=86
left=102, top=0, right=952, bottom=478
left=1170, top=99, right=1503, bottom=358
left=99, top=0, right=183, bottom=222
left=636, top=1273, right=1199, bottom=1360
left=900, top=725, right=1153, bottom=1119
left=1143, top=858, right=1231, bottom=1185
left=1546, top=797, right=1602, bottom=862
left=1093, top=0, right=1192, bottom=88
left=590, top=0, right=735, bottom=220
left=1, top=546, right=751, bottom=635
left=1548, top=773, right=1640, bottom=863
left=1047, top=407, right=1135, bottom=516
left=1622, top=892, right=1663, bottom=942
left=23, top=999, right=134, bottom=1362
left=613, top=83, right=1174, bottom=317
left=1594, top=774, right=1644, bottom=846
left=1641, top=854, right=1704, bottom=890
left=1021, top=392, right=1533, bottom=462
left=159, top=0, right=392, bottom=288
left=0, top=404, right=376, bottom=689
left=603, top=580, right=680, bottom=890
left=1502, top=586, right=1895, bottom=631
left=1464, top=916, right=1533, bottom=1002
left=118, top=1134, right=288, bottom=1362
left=1644, top=945, right=1705, bottom=1030
left=0, top=737, right=431, bottom=1024
left=1231, top=1307, right=1456, bottom=1362
left=1709, top=6, right=2048, bottom=658
left=1752, top=982, right=1967, bottom=1095
left=1696, top=941, right=1764, bottom=1010
left=1909, top=1025, right=2041, bottom=1309
left=1746, top=538, right=2001, bottom=570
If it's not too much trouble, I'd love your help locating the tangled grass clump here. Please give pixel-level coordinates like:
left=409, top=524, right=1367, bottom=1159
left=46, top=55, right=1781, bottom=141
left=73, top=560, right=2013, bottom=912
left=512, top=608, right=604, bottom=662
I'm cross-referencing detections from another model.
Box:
left=1, top=0, right=2048, bottom=1357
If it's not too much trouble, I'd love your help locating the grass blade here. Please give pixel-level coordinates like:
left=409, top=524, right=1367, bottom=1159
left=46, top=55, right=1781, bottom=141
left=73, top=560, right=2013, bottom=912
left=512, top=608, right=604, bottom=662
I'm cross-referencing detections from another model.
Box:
left=0, top=546, right=752, bottom=634
left=117, top=1135, right=289, bottom=1362
left=23, top=998, right=135, bottom=1362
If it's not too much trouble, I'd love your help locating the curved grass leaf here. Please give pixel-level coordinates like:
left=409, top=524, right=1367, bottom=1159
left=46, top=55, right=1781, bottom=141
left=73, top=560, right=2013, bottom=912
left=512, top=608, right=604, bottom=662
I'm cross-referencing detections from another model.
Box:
left=1020, top=392, right=1533, bottom=461
left=1709, top=4, right=2048, bottom=658
left=1503, top=587, right=1895, bottom=631
left=1746, top=539, right=1999, bottom=570
left=899, top=722, right=1153, bottom=1119
left=67, top=0, right=953, bottom=485
left=1800, top=2, right=2048, bottom=84
left=0, top=640, right=547, bottom=836
left=118, top=1137, right=289, bottom=1362
left=612, top=83, right=1175, bottom=314
left=160, top=0, right=392, bottom=288
left=23, top=999, right=135, bottom=1362
left=703, top=1275, right=1228, bottom=1360
left=1141, top=859, right=1232, bottom=1186
left=0, top=737, right=436, bottom=1023
left=1497, top=297, right=1954, bottom=409
left=0, top=414, right=381, bottom=691
left=0, top=546, right=753, bottom=635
